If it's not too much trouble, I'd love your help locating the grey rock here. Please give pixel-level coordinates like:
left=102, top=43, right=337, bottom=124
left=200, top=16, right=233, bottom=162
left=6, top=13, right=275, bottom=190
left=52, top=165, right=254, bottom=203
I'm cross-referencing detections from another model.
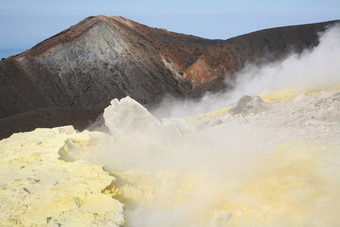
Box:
left=228, top=95, right=269, bottom=116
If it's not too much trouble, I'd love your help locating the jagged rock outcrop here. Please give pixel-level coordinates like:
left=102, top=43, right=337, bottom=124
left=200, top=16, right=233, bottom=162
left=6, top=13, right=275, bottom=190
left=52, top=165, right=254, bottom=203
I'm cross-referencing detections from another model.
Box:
left=0, top=15, right=337, bottom=138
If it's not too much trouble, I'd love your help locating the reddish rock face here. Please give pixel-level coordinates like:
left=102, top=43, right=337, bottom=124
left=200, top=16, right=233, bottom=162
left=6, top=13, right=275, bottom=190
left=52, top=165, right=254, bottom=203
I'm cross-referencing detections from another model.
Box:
left=183, top=45, right=239, bottom=88
left=0, top=15, right=337, bottom=137
left=184, top=57, right=215, bottom=88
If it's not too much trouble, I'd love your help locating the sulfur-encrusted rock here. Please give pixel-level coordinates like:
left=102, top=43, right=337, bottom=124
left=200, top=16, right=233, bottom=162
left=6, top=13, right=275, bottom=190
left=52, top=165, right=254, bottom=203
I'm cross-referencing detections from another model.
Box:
left=228, top=95, right=269, bottom=116
left=0, top=126, right=125, bottom=227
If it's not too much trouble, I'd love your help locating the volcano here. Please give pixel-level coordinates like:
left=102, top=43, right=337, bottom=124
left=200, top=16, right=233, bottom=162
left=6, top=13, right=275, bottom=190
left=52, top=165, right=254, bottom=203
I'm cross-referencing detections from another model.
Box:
left=0, top=16, right=338, bottom=138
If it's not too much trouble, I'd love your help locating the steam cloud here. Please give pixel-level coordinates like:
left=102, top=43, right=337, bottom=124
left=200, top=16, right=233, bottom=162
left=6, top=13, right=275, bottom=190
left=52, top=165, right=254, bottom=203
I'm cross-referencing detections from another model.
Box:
left=72, top=24, right=340, bottom=226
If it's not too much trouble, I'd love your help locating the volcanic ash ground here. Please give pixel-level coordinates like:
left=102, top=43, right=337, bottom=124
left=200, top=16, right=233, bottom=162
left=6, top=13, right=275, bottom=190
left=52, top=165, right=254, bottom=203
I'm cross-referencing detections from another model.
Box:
left=1, top=87, right=340, bottom=226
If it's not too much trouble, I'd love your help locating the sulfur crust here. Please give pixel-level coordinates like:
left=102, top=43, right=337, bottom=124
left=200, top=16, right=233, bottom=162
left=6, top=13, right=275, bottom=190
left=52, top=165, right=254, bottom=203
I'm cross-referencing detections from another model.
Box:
left=100, top=140, right=340, bottom=226
left=258, top=84, right=340, bottom=103
left=216, top=141, right=340, bottom=226
left=201, top=84, right=340, bottom=118
left=0, top=126, right=125, bottom=227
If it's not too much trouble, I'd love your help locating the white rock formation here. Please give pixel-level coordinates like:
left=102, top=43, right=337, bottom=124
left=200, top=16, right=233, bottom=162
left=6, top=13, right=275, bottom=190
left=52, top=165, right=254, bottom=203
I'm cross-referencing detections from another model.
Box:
left=103, top=96, right=162, bottom=138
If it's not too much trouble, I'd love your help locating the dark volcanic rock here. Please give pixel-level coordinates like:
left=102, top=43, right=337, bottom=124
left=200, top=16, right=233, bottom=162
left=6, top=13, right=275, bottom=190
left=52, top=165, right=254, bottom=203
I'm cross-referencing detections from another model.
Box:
left=0, top=15, right=338, bottom=138
left=226, top=22, right=337, bottom=66
left=0, top=107, right=103, bottom=140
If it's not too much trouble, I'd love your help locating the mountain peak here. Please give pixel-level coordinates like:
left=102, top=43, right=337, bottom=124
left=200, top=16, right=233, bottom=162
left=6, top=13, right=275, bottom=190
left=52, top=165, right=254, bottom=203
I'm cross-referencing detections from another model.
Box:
left=17, top=16, right=103, bottom=57
left=15, top=15, right=142, bottom=58
left=98, top=15, right=135, bottom=27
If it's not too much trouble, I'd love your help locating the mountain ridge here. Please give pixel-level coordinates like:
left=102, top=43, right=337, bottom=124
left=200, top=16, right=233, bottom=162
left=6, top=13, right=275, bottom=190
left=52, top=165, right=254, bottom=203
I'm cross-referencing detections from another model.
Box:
left=0, top=16, right=338, bottom=138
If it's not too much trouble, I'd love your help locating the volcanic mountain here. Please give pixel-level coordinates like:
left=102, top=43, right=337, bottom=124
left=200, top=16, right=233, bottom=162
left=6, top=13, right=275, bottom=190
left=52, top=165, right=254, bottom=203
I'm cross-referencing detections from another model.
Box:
left=0, top=15, right=338, bottom=138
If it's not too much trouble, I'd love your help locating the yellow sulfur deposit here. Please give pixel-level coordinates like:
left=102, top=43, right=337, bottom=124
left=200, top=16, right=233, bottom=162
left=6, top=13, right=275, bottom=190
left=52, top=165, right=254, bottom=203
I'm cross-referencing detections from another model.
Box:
left=258, top=84, right=340, bottom=103
left=97, top=140, right=340, bottom=227
left=216, top=141, right=340, bottom=226
left=0, top=126, right=125, bottom=227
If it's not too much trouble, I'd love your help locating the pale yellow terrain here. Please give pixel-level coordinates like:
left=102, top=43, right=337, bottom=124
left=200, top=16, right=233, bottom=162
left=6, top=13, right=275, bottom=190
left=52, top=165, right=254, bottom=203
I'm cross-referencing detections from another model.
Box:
left=0, top=126, right=125, bottom=227
left=258, top=84, right=340, bottom=103
left=101, top=142, right=340, bottom=227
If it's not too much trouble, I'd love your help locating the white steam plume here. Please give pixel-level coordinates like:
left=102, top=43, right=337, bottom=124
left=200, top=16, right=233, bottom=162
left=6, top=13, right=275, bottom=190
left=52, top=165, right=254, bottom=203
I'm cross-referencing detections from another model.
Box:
left=73, top=91, right=340, bottom=226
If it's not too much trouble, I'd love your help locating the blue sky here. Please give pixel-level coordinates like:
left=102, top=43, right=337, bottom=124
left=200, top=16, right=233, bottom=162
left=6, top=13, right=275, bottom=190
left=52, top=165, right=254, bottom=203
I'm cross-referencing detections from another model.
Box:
left=0, top=0, right=339, bottom=49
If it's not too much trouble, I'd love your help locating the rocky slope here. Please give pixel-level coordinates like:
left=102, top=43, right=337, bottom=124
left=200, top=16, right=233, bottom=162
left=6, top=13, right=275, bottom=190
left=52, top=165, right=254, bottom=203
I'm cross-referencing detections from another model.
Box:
left=0, top=16, right=338, bottom=138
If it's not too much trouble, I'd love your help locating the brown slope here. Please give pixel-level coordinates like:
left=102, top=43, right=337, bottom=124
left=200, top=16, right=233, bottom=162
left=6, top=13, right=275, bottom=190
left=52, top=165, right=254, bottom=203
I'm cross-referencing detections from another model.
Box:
left=96, top=16, right=233, bottom=94
left=117, top=17, right=240, bottom=90
left=107, top=16, right=220, bottom=72
left=225, top=20, right=339, bottom=66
